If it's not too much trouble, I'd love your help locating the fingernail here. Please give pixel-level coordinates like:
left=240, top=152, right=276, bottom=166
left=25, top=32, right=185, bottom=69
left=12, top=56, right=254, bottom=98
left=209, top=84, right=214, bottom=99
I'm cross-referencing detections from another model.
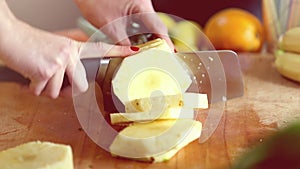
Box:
left=174, top=48, right=177, bottom=53
left=130, top=46, right=140, bottom=51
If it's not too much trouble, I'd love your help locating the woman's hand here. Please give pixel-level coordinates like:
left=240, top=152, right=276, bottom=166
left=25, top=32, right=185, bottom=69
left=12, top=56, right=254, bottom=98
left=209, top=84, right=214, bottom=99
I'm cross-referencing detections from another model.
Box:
left=0, top=16, right=139, bottom=99
left=74, top=0, right=174, bottom=50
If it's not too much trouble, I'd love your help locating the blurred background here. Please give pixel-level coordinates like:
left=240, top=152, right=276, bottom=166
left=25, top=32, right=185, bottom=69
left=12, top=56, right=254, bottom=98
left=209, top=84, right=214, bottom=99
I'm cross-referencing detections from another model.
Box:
left=152, top=0, right=262, bottom=26
left=6, top=0, right=81, bottom=31
left=6, top=0, right=262, bottom=31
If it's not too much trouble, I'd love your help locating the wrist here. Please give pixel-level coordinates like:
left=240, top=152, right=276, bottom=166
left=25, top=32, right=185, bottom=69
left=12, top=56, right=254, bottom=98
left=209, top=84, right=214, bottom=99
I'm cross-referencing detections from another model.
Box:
left=0, top=1, right=17, bottom=28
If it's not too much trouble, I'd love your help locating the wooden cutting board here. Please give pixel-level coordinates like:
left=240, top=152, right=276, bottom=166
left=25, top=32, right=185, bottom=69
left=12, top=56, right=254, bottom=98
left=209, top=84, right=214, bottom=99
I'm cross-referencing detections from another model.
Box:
left=0, top=52, right=299, bottom=169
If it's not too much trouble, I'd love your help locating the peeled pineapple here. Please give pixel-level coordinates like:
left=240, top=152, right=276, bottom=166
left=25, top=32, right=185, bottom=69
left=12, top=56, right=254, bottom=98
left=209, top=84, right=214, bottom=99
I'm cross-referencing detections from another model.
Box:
left=125, top=92, right=208, bottom=113
left=0, top=141, right=73, bottom=169
left=112, top=38, right=192, bottom=104
left=109, top=119, right=202, bottom=163
left=109, top=38, right=206, bottom=163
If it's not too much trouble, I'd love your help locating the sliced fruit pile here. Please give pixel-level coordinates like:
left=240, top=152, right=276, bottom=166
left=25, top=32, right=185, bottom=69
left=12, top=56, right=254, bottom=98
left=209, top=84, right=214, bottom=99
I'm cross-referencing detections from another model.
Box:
left=109, top=38, right=208, bottom=162
left=275, top=27, right=300, bottom=82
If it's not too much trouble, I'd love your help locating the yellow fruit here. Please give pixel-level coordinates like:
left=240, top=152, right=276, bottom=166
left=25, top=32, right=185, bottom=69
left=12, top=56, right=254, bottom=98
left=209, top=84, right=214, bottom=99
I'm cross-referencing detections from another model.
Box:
left=125, top=92, right=208, bottom=113
left=109, top=38, right=205, bottom=163
left=275, top=27, right=300, bottom=83
left=157, top=12, right=177, bottom=31
left=278, top=27, right=300, bottom=53
left=170, top=20, right=202, bottom=46
left=112, top=38, right=192, bottom=104
left=0, top=141, right=73, bottom=169
left=109, top=119, right=202, bottom=162
left=110, top=108, right=195, bottom=124
left=204, top=8, right=264, bottom=52
left=275, top=50, right=300, bottom=82
left=156, top=13, right=202, bottom=52
left=173, top=42, right=198, bottom=52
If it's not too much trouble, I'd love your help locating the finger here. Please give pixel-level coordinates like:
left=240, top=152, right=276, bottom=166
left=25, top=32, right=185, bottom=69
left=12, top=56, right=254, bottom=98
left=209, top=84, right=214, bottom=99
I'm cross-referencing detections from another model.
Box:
left=43, top=69, right=65, bottom=99
left=139, top=13, right=175, bottom=50
left=100, top=21, right=131, bottom=45
left=66, top=60, right=88, bottom=96
left=29, top=79, right=48, bottom=96
left=79, top=42, right=140, bottom=59
left=155, top=34, right=175, bottom=52
left=106, top=45, right=140, bottom=57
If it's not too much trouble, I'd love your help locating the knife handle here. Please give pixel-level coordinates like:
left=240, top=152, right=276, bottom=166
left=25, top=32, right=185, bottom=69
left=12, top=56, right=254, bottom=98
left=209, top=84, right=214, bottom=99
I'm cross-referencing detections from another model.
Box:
left=0, top=66, right=75, bottom=92
left=0, top=58, right=101, bottom=87
left=0, top=66, right=30, bottom=85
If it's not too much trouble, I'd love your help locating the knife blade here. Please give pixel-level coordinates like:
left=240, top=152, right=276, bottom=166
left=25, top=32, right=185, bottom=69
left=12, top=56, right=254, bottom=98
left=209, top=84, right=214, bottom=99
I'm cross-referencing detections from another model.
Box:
left=0, top=50, right=244, bottom=104
left=97, top=50, right=244, bottom=113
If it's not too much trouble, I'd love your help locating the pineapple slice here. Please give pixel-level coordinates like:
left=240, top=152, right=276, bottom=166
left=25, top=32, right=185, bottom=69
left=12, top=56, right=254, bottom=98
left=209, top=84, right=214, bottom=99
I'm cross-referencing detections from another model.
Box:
left=109, top=119, right=202, bottom=162
left=125, top=92, right=208, bottom=113
left=112, top=38, right=192, bottom=104
left=0, top=141, right=73, bottom=169
left=110, top=107, right=195, bottom=124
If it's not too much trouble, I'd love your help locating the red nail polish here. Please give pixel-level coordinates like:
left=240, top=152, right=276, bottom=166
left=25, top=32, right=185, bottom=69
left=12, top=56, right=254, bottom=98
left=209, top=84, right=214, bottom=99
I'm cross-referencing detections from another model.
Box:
left=174, top=48, right=177, bottom=53
left=130, top=46, right=140, bottom=51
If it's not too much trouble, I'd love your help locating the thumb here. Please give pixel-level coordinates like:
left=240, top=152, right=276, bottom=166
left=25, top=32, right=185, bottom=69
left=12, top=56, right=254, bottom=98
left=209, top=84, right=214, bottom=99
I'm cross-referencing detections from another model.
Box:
left=138, top=12, right=175, bottom=51
left=79, top=42, right=140, bottom=59
left=101, top=23, right=132, bottom=46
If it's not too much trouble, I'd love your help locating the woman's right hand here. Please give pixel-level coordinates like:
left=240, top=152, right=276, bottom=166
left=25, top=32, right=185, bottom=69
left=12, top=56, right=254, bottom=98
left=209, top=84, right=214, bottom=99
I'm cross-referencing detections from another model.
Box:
left=0, top=9, right=139, bottom=99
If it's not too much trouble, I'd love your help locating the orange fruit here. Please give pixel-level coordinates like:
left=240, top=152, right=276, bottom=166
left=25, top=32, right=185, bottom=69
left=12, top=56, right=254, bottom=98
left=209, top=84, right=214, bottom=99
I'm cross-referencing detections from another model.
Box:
left=204, top=8, right=264, bottom=52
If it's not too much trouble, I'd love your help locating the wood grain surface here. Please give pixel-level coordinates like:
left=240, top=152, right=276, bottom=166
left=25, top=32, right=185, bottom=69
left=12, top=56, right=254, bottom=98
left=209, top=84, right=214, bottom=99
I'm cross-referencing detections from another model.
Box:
left=0, top=53, right=299, bottom=169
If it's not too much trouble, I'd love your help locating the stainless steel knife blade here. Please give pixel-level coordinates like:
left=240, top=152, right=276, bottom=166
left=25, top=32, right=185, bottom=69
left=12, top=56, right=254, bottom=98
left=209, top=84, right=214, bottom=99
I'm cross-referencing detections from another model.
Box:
left=97, top=50, right=244, bottom=112
left=0, top=50, right=244, bottom=104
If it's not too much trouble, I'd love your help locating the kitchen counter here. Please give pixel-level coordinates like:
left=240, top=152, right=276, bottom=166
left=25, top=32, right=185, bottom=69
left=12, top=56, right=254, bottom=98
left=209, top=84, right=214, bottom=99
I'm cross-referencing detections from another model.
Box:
left=0, top=52, right=299, bottom=169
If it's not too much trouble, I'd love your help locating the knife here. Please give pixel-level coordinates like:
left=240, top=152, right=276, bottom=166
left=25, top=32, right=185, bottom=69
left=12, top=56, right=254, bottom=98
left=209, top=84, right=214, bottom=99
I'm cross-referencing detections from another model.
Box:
left=0, top=50, right=244, bottom=104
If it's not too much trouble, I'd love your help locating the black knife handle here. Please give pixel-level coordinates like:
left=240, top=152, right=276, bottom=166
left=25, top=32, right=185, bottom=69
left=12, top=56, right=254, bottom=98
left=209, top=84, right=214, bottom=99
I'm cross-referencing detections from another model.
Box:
left=0, top=58, right=101, bottom=87
left=0, top=66, right=30, bottom=85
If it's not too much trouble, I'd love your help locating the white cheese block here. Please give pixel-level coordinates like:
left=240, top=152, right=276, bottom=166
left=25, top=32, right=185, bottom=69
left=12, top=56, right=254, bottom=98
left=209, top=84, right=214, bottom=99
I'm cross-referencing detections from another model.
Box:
left=0, top=141, right=73, bottom=169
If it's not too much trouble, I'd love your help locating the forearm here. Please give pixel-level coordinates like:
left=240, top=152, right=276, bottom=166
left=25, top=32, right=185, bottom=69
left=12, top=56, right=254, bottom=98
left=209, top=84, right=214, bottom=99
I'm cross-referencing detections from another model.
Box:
left=0, top=1, right=17, bottom=33
left=0, top=1, right=18, bottom=61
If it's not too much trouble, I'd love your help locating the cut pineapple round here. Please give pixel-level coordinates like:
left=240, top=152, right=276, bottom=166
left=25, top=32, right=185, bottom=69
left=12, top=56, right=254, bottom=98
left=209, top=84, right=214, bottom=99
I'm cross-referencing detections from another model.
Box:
left=128, top=68, right=181, bottom=102
left=0, top=141, right=73, bottom=169
left=110, top=107, right=195, bottom=124
left=112, top=48, right=192, bottom=104
left=125, top=92, right=208, bottom=113
left=109, top=119, right=202, bottom=162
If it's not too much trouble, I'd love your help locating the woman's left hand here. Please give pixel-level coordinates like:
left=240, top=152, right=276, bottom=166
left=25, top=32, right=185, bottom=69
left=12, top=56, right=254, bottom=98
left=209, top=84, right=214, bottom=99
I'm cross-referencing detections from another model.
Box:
left=74, top=0, right=174, bottom=50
